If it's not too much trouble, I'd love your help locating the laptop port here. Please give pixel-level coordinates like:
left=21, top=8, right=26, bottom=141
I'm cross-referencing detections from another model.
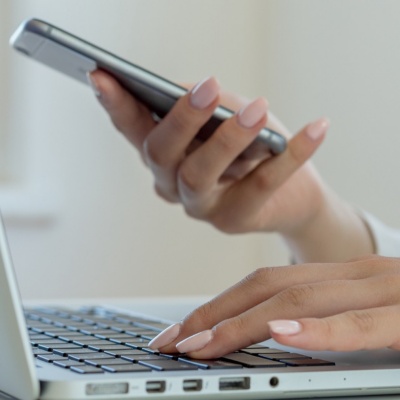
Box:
left=269, top=377, right=279, bottom=387
left=183, top=379, right=202, bottom=392
left=219, top=377, right=250, bottom=391
left=145, top=380, right=166, bottom=393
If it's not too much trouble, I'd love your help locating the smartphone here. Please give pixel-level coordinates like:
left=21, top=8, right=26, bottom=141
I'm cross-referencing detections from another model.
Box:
left=10, top=18, right=286, bottom=158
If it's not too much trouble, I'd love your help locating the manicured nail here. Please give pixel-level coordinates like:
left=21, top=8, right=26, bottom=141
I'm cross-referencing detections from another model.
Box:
left=176, top=329, right=213, bottom=353
left=189, top=77, right=220, bottom=109
left=306, top=118, right=329, bottom=140
left=148, top=323, right=181, bottom=350
left=268, top=320, right=302, bottom=335
left=237, top=97, right=268, bottom=128
left=86, top=72, right=101, bottom=97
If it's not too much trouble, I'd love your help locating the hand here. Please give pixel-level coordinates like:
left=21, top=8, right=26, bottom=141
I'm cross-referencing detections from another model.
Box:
left=148, top=255, right=400, bottom=358
left=89, top=71, right=374, bottom=262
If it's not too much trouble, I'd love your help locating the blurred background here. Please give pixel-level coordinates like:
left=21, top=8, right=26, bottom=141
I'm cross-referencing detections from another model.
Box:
left=1, top=0, right=399, bottom=300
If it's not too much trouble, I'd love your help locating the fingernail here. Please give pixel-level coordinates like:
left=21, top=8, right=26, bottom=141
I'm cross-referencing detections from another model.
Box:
left=237, top=97, right=268, bottom=128
left=148, top=323, right=181, bottom=350
left=189, top=76, right=220, bottom=109
left=86, top=72, right=101, bottom=97
left=176, top=329, right=213, bottom=353
left=268, top=320, right=302, bottom=335
left=306, top=118, right=329, bottom=140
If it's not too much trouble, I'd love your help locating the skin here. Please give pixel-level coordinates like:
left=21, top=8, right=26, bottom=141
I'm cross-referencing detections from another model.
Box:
left=89, top=71, right=374, bottom=263
left=88, top=70, right=387, bottom=357
left=153, top=255, right=400, bottom=358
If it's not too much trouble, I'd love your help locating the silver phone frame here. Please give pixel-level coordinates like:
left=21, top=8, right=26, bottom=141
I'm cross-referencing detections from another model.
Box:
left=10, top=18, right=286, bottom=157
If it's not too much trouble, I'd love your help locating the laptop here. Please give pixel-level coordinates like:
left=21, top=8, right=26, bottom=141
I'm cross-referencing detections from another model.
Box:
left=2, top=217, right=400, bottom=400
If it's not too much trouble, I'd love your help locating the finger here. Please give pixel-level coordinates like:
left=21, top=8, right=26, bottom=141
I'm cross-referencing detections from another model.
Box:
left=142, top=76, right=220, bottom=201
left=268, top=305, right=400, bottom=351
left=88, top=70, right=156, bottom=151
left=218, top=118, right=328, bottom=227
left=173, top=275, right=397, bottom=358
left=218, top=92, right=292, bottom=139
left=148, top=259, right=376, bottom=353
left=176, top=97, right=268, bottom=210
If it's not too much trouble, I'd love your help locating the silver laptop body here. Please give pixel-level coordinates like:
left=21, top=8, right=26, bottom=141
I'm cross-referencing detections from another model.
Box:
left=2, top=215, right=400, bottom=400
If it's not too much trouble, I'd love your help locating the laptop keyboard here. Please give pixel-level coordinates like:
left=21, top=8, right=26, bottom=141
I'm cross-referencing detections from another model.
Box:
left=25, top=307, right=334, bottom=374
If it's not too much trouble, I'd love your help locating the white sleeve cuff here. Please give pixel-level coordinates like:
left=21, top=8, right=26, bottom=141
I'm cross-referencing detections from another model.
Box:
left=360, top=210, right=400, bottom=257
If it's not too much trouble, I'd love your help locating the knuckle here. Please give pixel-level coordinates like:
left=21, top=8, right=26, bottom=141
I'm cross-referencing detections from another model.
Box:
left=154, top=184, right=179, bottom=203
left=349, top=255, right=400, bottom=276
left=251, top=168, right=275, bottom=193
left=213, top=128, right=237, bottom=153
left=218, top=315, right=257, bottom=345
left=247, top=267, right=273, bottom=284
left=238, top=267, right=276, bottom=292
left=182, top=205, right=201, bottom=220
left=276, top=284, right=315, bottom=310
left=346, top=310, right=376, bottom=337
left=208, top=213, right=239, bottom=234
left=166, top=109, right=192, bottom=134
left=320, top=317, right=359, bottom=352
left=319, top=318, right=357, bottom=352
left=142, top=137, right=172, bottom=169
left=177, top=164, right=202, bottom=194
left=110, top=115, right=127, bottom=134
left=183, top=301, right=214, bottom=330
left=347, top=254, right=381, bottom=264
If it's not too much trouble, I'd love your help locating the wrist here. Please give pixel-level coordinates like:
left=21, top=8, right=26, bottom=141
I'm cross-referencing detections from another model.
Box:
left=282, top=184, right=375, bottom=263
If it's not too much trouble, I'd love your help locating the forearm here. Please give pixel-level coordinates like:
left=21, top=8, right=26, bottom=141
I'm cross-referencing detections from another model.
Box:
left=282, top=185, right=375, bottom=263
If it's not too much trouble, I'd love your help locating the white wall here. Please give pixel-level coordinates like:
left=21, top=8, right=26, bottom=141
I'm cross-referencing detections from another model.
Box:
left=261, top=0, right=400, bottom=226
left=2, top=0, right=399, bottom=301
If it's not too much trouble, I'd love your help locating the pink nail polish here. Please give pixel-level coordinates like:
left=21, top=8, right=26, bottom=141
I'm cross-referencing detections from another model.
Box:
left=189, top=77, right=220, bottom=109
left=306, top=118, right=329, bottom=140
left=237, top=97, right=268, bottom=128
left=268, top=320, right=302, bottom=335
left=148, top=323, right=181, bottom=350
left=176, top=330, right=213, bottom=353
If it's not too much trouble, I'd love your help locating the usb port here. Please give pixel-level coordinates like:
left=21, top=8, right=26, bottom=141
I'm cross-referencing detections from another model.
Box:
left=145, top=380, right=166, bottom=393
left=219, top=377, right=250, bottom=391
left=183, top=379, right=202, bottom=392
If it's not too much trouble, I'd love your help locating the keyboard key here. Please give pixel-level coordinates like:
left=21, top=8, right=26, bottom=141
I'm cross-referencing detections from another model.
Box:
left=86, top=359, right=134, bottom=367
left=122, top=354, right=166, bottom=362
left=54, top=360, right=86, bottom=368
left=124, top=338, right=149, bottom=348
left=282, top=358, right=335, bottom=367
left=30, top=339, right=59, bottom=346
left=39, top=342, right=82, bottom=352
left=64, top=348, right=99, bottom=355
left=138, top=360, right=198, bottom=371
left=179, top=358, right=243, bottom=369
left=37, top=354, right=69, bottom=362
left=101, top=364, right=152, bottom=373
left=87, top=344, right=131, bottom=351
left=222, top=353, right=286, bottom=368
left=68, top=353, right=114, bottom=362
left=51, top=343, right=84, bottom=350
left=120, top=352, right=157, bottom=362
left=258, top=352, right=311, bottom=360
left=70, top=365, right=104, bottom=374
left=103, top=349, right=148, bottom=357
left=132, top=322, right=170, bottom=332
left=79, top=328, right=107, bottom=335
left=32, top=348, right=53, bottom=356
left=241, top=347, right=286, bottom=355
